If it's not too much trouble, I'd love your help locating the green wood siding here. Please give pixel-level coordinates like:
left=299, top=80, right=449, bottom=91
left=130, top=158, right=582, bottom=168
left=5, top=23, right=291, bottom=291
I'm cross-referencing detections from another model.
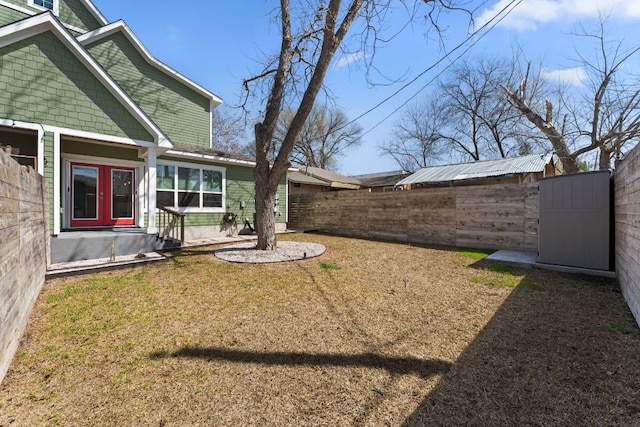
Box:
left=1, top=0, right=101, bottom=32
left=61, top=138, right=140, bottom=161
left=0, top=32, right=154, bottom=141
left=59, top=0, right=102, bottom=32
left=0, top=5, right=28, bottom=27
left=85, top=32, right=212, bottom=150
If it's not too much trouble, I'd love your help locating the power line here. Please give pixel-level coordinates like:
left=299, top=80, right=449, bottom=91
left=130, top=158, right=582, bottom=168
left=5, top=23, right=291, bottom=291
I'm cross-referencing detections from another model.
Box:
left=345, top=0, right=524, bottom=137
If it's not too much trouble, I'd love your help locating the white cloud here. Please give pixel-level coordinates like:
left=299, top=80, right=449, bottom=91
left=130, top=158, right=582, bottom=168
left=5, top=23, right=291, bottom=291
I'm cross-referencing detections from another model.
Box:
left=476, top=0, right=640, bottom=32
left=334, top=51, right=366, bottom=68
left=541, top=67, right=587, bottom=86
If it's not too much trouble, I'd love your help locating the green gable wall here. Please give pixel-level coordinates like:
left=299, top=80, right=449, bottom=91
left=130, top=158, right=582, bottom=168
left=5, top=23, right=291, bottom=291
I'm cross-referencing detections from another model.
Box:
left=1, top=0, right=101, bottom=32
left=0, top=5, right=28, bottom=27
left=0, top=32, right=154, bottom=141
left=85, top=32, right=212, bottom=150
left=59, top=0, right=102, bottom=32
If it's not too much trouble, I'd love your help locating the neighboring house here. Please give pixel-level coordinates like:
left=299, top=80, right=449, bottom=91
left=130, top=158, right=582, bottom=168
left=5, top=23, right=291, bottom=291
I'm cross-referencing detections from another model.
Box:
left=350, top=170, right=411, bottom=192
left=0, top=0, right=287, bottom=262
left=396, top=153, right=558, bottom=189
left=289, top=165, right=362, bottom=194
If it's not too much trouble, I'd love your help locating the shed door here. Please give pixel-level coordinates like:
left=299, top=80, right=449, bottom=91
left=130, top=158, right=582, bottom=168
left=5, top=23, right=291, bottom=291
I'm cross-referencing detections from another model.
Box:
left=538, top=171, right=611, bottom=271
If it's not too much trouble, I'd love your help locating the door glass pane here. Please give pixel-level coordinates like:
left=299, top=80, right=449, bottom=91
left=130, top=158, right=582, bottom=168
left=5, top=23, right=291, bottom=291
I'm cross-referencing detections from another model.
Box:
left=112, top=170, right=133, bottom=219
left=73, top=166, right=98, bottom=219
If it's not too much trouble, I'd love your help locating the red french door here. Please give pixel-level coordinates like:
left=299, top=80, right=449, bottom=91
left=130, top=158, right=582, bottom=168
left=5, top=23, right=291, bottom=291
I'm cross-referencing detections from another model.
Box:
left=70, top=163, right=136, bottom=227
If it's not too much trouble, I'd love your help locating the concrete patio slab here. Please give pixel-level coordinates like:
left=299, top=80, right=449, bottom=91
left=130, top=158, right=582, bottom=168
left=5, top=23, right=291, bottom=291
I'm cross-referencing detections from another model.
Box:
left=485, top=250, right=538, bottom=267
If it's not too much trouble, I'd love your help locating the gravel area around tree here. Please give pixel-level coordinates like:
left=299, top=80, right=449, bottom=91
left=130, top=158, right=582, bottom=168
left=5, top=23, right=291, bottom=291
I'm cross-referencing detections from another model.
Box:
left=1, top=233, right=639, bottom=426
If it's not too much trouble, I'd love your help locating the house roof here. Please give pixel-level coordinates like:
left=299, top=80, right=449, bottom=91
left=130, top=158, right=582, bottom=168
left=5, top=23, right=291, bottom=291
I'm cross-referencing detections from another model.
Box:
left=396, top=153, right=555, bottom=187
left=77, top=21, right=223, bottom=105
left=0, top=12, right=171, bottom=149
left=351, top=170, right=411, bottom=188
left=166, top=144, right=257, bottom=167
left=290, top=165, right=361, bottom=189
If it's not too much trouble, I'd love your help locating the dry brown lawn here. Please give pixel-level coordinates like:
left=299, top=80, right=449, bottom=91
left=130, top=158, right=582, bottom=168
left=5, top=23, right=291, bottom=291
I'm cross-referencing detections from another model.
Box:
left=1, top=233, right=639, bottom=426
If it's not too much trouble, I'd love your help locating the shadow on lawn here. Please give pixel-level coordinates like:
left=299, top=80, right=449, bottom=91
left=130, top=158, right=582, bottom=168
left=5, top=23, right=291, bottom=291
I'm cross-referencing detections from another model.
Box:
left=402, top=259, right=640, bottom=426
left=150, top=347, right=451, bottom=379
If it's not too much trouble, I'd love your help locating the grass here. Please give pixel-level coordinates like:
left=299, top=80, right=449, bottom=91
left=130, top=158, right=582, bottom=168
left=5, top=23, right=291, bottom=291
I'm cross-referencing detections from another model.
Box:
left=2, top=233, right=639, bottom=426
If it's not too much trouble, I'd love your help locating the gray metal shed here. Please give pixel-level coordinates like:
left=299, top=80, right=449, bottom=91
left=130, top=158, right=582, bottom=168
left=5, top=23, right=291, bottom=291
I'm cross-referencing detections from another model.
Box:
left=538, top=171, right=612, bottom=271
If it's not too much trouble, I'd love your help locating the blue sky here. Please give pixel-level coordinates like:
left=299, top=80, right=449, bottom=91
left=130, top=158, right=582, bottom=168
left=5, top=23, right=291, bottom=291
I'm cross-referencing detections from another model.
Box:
left=92, top=0, right=640, bottom=175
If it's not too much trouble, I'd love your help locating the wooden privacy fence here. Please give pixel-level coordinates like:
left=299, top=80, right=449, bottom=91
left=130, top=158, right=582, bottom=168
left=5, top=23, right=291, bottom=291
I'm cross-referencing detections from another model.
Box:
left=288, top=183, right=539, bottom=252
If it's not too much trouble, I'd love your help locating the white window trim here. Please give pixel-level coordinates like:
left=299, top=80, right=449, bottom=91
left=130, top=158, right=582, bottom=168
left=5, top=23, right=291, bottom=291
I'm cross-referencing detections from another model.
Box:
left=28, top=0, right=59, bottom=15
left=157, top=160, right=226, bottom=213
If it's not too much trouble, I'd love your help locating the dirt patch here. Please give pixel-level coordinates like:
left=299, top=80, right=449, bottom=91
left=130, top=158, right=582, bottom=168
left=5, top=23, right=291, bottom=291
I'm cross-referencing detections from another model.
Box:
left=1, top=234, right=639, bottom=426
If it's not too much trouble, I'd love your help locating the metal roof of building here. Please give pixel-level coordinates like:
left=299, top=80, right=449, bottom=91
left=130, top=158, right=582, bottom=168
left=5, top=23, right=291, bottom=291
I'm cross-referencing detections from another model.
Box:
left=396, top=153, right=554, bottom=186
left=290, top=165, right=362, bottom=189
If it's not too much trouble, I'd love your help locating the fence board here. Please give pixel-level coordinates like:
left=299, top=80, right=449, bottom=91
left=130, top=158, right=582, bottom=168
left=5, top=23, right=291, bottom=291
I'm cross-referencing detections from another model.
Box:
left=288, top=183, right=538, bottom=252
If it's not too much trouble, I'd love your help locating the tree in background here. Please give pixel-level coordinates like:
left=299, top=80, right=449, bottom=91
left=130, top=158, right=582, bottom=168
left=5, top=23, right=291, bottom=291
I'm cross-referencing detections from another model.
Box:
left=211, top=107, right=248, bottom=155
left=379, top=95, right=447, bottom=172
left=382, top=54, right=546, bottom=169
left=273, top=105, right=362, bottom=170
left=242, top=0, right=468, bottom=250
left=503, top=17, right=640, bottom=172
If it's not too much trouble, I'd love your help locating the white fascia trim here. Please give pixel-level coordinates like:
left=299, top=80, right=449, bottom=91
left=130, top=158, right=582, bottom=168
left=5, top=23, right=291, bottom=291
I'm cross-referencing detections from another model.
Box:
left=41, top=124, right=157, bottom=149
left=164, top=149, right=257, bottom=168
left=53, top=132, right=61, bottom=234
left=0, top=14, right=171, bottom=148
left=78, top=0, right=108, bottom=26
left=0, top=118, right=45, bottom=175
left=78, top=21, right=224, bottom=105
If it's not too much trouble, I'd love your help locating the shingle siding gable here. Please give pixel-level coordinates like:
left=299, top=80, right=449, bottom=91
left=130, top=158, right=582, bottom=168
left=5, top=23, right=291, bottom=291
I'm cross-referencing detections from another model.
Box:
left=85, top=32, right=212, bottom=150
left=59, top=0, right=102, bottom=32
left=0, top=0, right=101, bottom=32
left=0, top=32, right=154, bottom=141
left=0, top=5, right=28, bottom=27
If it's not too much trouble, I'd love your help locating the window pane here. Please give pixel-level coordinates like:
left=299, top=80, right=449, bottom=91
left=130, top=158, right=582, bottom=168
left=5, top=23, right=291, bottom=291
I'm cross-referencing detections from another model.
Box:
left=202, top=170, right=222, bottom=193
left=157, top=165, right=175, bottom=190
left=178, top=191, right=199, bottom=207
left=34, top=0, right=54, bottom=10
left=203, top=193, right=222, bottom=208
left=178, top=167, right=200, bottom=191
left=157, top=190, right=175, bottom=207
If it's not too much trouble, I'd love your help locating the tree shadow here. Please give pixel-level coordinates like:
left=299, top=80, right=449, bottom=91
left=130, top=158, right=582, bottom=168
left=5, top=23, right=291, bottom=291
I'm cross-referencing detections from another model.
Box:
left=150, top=347, right=451, bottom=379
left=401, top=261, right=640, bottom=426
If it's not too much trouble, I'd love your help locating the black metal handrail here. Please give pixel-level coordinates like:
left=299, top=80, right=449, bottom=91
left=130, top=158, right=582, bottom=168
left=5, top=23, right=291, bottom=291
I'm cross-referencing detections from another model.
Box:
left=156, top=203, right=185, bottom=244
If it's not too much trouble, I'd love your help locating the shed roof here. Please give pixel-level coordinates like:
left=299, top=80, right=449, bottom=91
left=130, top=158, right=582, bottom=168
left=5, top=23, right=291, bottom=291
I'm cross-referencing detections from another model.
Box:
left=290, top=165, right=361, bottom=189
left=396, top=153, right=554, bottom=186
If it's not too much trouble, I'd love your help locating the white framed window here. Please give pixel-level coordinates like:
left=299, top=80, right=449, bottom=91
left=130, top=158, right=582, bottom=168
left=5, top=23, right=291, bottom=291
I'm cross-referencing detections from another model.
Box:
left=156, top=161, right=225, bottom=212
left=29, top=0, right=59, bottom=15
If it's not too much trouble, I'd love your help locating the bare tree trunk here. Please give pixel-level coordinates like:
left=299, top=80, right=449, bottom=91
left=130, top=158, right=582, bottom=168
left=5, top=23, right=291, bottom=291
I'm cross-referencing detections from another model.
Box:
left=254, top=122, right=280, bottom=250
left=503, top=87, right=580, bottom=173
